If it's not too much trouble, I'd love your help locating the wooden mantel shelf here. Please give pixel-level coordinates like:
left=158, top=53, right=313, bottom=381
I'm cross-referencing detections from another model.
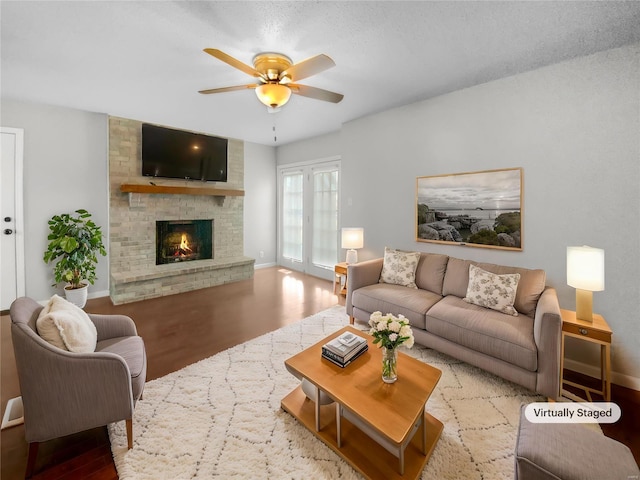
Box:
left=120, top=183, right=244, bottom=197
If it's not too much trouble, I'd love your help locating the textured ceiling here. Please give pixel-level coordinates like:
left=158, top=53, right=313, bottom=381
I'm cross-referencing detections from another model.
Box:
left=2, top=1, right=639, bottom=146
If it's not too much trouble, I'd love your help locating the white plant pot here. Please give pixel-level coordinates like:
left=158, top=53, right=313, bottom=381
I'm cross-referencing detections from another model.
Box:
left=64, top=282, right=89, bottom=308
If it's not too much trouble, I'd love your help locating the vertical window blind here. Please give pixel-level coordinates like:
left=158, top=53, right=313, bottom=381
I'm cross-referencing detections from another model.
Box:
left=281, top=172, right=304, bottom=262
left=312, top=169, right=339, bottom=269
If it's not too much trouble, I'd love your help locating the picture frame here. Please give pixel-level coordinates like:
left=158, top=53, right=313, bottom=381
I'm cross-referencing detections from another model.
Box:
left=416, top=167, right=523, bottom=251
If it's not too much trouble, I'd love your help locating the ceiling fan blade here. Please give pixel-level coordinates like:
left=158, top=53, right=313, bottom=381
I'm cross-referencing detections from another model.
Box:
left=203, top=48, right=264, bottom=79
left=281, top=54, right=335, bottom=82
left=288, top=84, right=344, bottom=103
left=198, top=84, right=259, bottom=95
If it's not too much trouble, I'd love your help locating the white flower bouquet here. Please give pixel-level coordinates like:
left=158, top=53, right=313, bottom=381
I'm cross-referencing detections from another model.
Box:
left=368, top=311, right=415, bottom=350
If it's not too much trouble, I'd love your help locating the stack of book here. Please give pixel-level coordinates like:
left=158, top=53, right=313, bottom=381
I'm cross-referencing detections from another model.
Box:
left=322, top=332, right=368, bottom=368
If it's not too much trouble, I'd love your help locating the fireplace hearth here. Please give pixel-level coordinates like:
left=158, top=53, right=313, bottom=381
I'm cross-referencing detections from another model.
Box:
left=156, top=220, right=213, bottom=265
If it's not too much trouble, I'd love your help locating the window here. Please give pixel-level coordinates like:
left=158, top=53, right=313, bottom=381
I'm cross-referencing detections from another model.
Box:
left=278, top=159, right=340, bottom=280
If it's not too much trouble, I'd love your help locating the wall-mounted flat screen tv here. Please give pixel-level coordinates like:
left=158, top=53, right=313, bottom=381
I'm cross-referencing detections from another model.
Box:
left=142, top=123, right=228, bottom=182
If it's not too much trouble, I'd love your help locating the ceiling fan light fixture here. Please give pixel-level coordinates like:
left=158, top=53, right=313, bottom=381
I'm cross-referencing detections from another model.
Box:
left=255, top=83, right=291, bottom=108
left=200, top=49, right=342, bottom=107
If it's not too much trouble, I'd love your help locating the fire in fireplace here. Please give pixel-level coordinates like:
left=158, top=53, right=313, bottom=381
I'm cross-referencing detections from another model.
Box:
left=156, top=220, right=213, bottom=265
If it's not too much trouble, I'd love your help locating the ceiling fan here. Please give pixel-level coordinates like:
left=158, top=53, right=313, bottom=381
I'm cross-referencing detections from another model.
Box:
left=198, top=49, right=344, bottom=110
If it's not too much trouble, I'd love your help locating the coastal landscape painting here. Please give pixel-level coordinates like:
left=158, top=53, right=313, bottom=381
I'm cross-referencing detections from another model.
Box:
left=416, top=168, right=523, bottom=250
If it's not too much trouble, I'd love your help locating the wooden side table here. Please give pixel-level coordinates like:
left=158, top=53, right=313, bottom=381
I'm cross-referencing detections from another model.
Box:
left=560, top=309, right=612, bottom=402
left=334, top=262, right=348, bottom=296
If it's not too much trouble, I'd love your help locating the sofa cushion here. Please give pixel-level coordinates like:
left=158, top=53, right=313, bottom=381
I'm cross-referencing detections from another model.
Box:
left=414, top=253, right=449, bottom=295
left=351, top=283, right=442, bottom=330
left=425, top=296, right=537, bottom=371
left=464, top=264, right=520, bottom=316
left=379, top=247, right=421, bottom=288
left=442, top=257, right=546, bottom=317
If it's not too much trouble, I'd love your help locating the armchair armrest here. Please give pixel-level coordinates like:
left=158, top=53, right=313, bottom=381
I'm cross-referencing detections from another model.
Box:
left=533, top=287, right=562, bottom=400
left=90, top=313, right=138, bottom=341
left=346, top=258, right=383, bottom=315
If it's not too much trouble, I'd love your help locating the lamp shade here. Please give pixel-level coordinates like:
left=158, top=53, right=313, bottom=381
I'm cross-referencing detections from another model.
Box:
left=341, top=228, right=364, bottom=249
left=567, top=246, right=605, bottom=291
left=255, top=83, right=292, bottom=108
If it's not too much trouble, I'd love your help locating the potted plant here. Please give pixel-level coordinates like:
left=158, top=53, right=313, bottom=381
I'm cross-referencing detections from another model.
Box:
left=43, top=209, right=106, bottom=307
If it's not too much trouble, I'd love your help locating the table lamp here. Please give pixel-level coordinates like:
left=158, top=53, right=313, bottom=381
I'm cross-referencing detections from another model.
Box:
left=566, top=246, right=605, bottom=322
left=341, top=228, right=364, bottom=264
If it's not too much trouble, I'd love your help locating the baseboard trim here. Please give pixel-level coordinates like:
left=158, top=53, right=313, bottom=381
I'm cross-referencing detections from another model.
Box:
left=564, top=358, right=640, bottom=391
left=36, top=289, right=111, bottom=306
left=254, top=262, right=276, bottom=269
left=88, top=289, right=110, bottom=299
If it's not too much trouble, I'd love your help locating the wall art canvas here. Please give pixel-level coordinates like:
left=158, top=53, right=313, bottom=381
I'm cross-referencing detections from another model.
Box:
left=416, top=168, right=523, bottom=250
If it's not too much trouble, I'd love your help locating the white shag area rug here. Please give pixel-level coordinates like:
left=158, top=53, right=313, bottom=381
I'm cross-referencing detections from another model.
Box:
left=108, top=305, right=545, bottom=479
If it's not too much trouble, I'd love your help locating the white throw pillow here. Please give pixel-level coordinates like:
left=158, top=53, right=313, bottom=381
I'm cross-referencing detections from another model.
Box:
left=379, top=247, right=421, bottom=289
left=36, top=294, right=97, bottom=353
left=464, top=264, right=520, bottom=316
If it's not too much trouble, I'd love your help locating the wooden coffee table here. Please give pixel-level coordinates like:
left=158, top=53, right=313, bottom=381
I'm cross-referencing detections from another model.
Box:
left=282, top=326, right=443, bottom=480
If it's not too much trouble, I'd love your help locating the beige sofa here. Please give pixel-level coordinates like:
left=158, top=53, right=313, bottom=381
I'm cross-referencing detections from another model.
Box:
left=346, top=252, right=562, bottom=400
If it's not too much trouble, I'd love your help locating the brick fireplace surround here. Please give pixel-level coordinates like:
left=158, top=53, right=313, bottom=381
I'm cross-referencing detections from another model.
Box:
left=108, top=117, right=254, bottom=305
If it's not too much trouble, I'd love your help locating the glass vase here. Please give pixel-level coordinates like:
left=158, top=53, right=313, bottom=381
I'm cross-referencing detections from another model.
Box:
left=382, top=347, right=398, bottom=383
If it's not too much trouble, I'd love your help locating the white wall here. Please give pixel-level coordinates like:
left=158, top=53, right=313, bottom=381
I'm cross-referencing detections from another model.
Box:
left=244, top=142, right=277, bottom=267
left=277, top=131, right=341, bottom=166
left=285, top=44, right=640, bottom=386
left=1, top=99, right=109, bottom=301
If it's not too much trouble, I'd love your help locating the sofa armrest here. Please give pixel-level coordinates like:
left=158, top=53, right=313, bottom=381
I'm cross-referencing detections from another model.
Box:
left=90, top=314, right=139, bottom=341
left=346, top=258, right=383, bottom=316
left=533, top=287, right=562, bottom=400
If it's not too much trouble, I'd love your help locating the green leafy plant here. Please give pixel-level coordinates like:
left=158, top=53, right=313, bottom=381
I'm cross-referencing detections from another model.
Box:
left=43, top=209, right=106, bottom=289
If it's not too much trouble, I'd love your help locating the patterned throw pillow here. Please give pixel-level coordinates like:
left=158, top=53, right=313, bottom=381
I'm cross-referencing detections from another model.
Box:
left=379, top=247, right=421, bottom=289
left=464, top=264, right=520, bottom=316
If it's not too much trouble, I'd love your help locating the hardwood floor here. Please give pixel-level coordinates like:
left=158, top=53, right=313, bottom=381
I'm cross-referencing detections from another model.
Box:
left=2, top=266, right=638, bottom=478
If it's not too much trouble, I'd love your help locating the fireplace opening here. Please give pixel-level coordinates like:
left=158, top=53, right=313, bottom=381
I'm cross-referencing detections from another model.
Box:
left=156, top=220, right=213, bottom=265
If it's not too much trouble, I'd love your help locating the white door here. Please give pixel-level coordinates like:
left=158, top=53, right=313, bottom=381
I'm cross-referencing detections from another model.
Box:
left=278, top=159, right=340, bottom=281
left=1, top=127, right=25, bottom=310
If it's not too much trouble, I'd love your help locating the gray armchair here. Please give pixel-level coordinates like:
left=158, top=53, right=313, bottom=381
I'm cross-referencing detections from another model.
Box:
left=9, top=297, right=146, bottom=478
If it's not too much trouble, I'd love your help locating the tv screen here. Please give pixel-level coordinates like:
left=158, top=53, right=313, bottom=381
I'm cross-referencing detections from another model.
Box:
left=142, top=123, right=228, bottom=182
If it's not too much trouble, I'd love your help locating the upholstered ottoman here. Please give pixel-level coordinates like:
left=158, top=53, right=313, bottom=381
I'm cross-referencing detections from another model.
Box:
left=514, top=405, right=639, bottom=480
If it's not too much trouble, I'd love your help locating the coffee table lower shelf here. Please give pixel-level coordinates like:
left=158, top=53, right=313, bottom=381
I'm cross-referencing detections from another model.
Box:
left=281, top=386, right=443, bottom=480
